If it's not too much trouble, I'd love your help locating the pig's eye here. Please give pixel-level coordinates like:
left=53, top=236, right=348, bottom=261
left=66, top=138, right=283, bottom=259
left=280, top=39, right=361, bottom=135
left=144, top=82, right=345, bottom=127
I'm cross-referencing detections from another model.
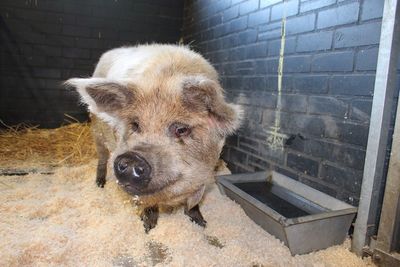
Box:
left=131, top=121, right=140, bottom=132
left=169, top=123, right=191, bottom=138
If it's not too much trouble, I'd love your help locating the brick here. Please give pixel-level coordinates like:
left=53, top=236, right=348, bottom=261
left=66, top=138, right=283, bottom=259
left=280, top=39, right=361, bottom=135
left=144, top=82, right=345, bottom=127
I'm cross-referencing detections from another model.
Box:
left=248, top=9, right=270, bottom=26
left=270, top=0, right=299, bottom=21
left=223, top=5, right=239, bottom=21
left=312, top=51, right=354, bottom=72
left=245, top=43, right=268, bottom=58
left=299, top=177, right=337, bottom=197
left=320, top=163, right=363, bottom=194
left=361, top=0, right=384, bottom=21
left=266, top=76, right=293, bottom=91
left=279, top=113, right=326, bottom=137
left=260, top=0, right=282, bottom=8
left=258, top=29, right=282, bottom=40
left=355, top=47, right=379, bottom=71
left=209, top=14, right=222, bottom=26
left=268, top=37, right=296, bottom=56
left=229, top=147, right=249, bottom=165
left=33, top=68, right=61, bottom=79
left=305, top=139, right=366, bottom=170
left=286, top=13, right=315, bottom=35
left=351, top=99, right=372, bottom=121
left=249, top=91, right=277, bottom=108
left=63, top=25, right=91, bottom=37
left=300, top=0, right=335, bottom=13
left=334, top=22, right=381, bottom=48
left=283, top=55, right=311, bottom=73
left=287, top=152, right=319, bottom=176
left=309, top=96, right=348, bottom=117
left=248, top=155, right=271, bottom=170
left=239, top=0, right=259, bottom=15
left=237, top=29, right=258, bottom=45
left=330, top=75, right=375, bottom=96
left=280, top=94, right=307, bottom=112
left=242, top=77, right=267, bottom=91
left=317, top=2, right=359, bottom=29
left=296, top=31, right=333, bottom=52
left=63, top=48, right=91, bottom=59
left=325, top=121, right=369, bottom=146
left=258, top=142, right=286, bottom=164
left=294, top=75, right=328, bottom=94
left=229, top=16, right=248, bottom=32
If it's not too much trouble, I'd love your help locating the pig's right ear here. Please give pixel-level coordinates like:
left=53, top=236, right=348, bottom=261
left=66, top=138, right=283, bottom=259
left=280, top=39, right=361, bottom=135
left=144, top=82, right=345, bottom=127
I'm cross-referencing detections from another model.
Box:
left=65, top=78, right=134, bottom=115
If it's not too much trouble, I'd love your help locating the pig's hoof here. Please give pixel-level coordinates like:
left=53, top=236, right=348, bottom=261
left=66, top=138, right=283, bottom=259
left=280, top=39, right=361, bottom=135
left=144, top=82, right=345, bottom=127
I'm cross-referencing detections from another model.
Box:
left=185, top=205, right=207, bottom=227
left=96, top=177, right=106, bottom=188
left=141, top=206, right=159, bottom=233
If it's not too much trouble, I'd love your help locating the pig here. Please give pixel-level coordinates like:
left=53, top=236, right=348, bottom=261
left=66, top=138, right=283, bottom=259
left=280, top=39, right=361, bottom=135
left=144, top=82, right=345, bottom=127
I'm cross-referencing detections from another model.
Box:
left=66, top=44, right=242, bottom=232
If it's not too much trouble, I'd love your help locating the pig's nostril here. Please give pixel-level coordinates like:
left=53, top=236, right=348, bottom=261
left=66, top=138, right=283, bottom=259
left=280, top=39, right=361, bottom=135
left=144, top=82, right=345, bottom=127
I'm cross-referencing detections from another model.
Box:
left=133, top=166, right=144, bottom=177
left=117, top=160, right=128, bottom=173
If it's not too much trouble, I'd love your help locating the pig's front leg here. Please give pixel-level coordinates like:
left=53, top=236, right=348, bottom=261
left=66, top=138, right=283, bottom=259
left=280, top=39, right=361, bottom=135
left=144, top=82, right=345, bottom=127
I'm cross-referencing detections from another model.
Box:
left=184, top=205, right=207, bottom=227
left=141, top=206, right=159, bottom=233
left=93, top=136, right=109, bottom=188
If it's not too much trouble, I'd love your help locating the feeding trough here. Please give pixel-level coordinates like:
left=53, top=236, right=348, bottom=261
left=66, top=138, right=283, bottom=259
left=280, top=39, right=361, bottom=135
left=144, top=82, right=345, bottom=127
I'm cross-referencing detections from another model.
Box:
left=217, top=171, right=357, bottom=255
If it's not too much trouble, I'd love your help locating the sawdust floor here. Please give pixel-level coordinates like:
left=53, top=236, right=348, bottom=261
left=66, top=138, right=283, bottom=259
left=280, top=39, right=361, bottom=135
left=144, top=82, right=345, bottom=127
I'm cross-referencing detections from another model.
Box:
left=0, top=162, right=374, bottom=267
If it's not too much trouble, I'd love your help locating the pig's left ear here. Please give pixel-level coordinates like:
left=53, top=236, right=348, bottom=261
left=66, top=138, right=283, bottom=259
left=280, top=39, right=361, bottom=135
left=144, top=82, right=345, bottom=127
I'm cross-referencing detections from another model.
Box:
left=65, top=78, right=134, bottom=115
left=181, top=76, right=242, bottom=135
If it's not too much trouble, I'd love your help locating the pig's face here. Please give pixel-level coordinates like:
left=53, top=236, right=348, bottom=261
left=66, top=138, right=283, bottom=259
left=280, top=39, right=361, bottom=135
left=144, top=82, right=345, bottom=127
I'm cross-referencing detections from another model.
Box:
left=67, top=76, right=241, bottom=197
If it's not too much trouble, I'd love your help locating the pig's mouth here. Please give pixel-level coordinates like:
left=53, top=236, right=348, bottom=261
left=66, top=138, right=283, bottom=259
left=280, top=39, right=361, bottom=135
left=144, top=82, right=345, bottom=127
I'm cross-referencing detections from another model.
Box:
left=117, top=174, right=181, bottom=196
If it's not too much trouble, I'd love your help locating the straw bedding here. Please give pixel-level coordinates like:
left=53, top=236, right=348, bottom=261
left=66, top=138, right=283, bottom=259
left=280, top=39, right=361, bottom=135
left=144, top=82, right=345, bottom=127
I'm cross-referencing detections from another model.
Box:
left=0, top=123, right=374, bottom=266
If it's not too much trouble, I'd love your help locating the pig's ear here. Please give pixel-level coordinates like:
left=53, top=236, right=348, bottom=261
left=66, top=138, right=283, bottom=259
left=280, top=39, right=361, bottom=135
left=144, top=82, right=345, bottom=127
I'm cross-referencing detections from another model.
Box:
left=65, top=78, right=134, bottom=115
left=181, top=76, right=242, bottom=135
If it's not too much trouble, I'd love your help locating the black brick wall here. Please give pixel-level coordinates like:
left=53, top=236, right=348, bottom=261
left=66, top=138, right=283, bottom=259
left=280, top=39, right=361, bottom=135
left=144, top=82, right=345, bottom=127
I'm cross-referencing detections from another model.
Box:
left=0, top=0, right=183, bottom=128
left=182, top=0, right=399, bottom=206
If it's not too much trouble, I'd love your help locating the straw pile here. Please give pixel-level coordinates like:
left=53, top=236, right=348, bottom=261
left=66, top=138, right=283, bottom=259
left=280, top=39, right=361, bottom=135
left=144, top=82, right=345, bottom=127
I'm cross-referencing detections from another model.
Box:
left=0, top=119, right=96, bottom=169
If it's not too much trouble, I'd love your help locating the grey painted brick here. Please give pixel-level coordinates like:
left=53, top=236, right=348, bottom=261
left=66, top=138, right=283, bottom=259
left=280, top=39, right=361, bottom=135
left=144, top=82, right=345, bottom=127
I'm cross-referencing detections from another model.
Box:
left=312, top=51, right=354, bottom=72
left=239, top=0, right=259, bottom=15
left=223, top=5, right=239, bottom=21
left=229, top=16, right=248, bottom=32
left=248, top=155, right=271, bottom=170
left=305, top=140, right=366, bottom=170
left=287, top=152, right=319, bottom=176
left=330, top=75, right=375, bottom=96
left=63, top=25, right=91, bottom=37
left=294, top=75, right=329, bottom=94
left=248, top=9, right=270, bottom=26
left=63, top=48, right=91, bottom=59
left=33, top=45, right=61, bottom=57
left=209, top=14, right=222, bottom=26
left=317, top=2, right=359, bottom=29
left=45, top=35, right=75, bottom=47
left=237, top=29, right=258, bottom=44
left=324, top=121, right=369, bottom=147
left=33, top=68, right=61, bottom=79
left=320, top=163, right=363, bottom=194
left=266, top=75, right=293, bottom=91
left=284, top=55, right=311, bottom=73
left=356, top=47, right=379, bottom=71
left=268, top=37, right=296, bottom=55
left=280, top=94, right=307, bottom=112
left=249, top=91, right=277, bottom=108
left=260, top=0, right=282, bottom=8
left=296, top=31, right=333, bottom=52
left=334, top=22, right=381, bottom=48
left=245, top=42, right=268, bottom=58
left=300, top=0, right=336, bottom=13
left=286, top=13, right=315, bottom=35
left=309, top=96, right=348, bottom=117
left=361, top=0, right=384, bottom=21
left=351, top=99, right=372, bottom=121
left=259, top=21, right=281, bottom=32
left=280, top=113, right=326, bottom=137
left=299, top=176, right=337, bottom=197
left=271, top=0, right=299, bottom=21
left=258, top=29, right=282, bottom=40
left=242, top=77, right=267, bottom=90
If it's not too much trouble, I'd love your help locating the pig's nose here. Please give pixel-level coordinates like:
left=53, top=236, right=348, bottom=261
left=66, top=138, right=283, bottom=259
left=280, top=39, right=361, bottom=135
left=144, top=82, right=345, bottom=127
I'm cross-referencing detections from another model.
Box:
left=114, top=152, right=151, bottom=186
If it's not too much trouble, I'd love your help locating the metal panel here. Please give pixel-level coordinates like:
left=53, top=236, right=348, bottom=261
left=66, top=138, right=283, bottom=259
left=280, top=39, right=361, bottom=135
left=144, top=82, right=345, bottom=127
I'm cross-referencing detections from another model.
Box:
left=352, top=0, right=400, bottom=256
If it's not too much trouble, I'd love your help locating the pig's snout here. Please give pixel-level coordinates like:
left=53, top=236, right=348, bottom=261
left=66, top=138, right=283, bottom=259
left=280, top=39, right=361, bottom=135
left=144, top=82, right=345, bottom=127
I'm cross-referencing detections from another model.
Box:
left=114, top=152, right=152, bottom=188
